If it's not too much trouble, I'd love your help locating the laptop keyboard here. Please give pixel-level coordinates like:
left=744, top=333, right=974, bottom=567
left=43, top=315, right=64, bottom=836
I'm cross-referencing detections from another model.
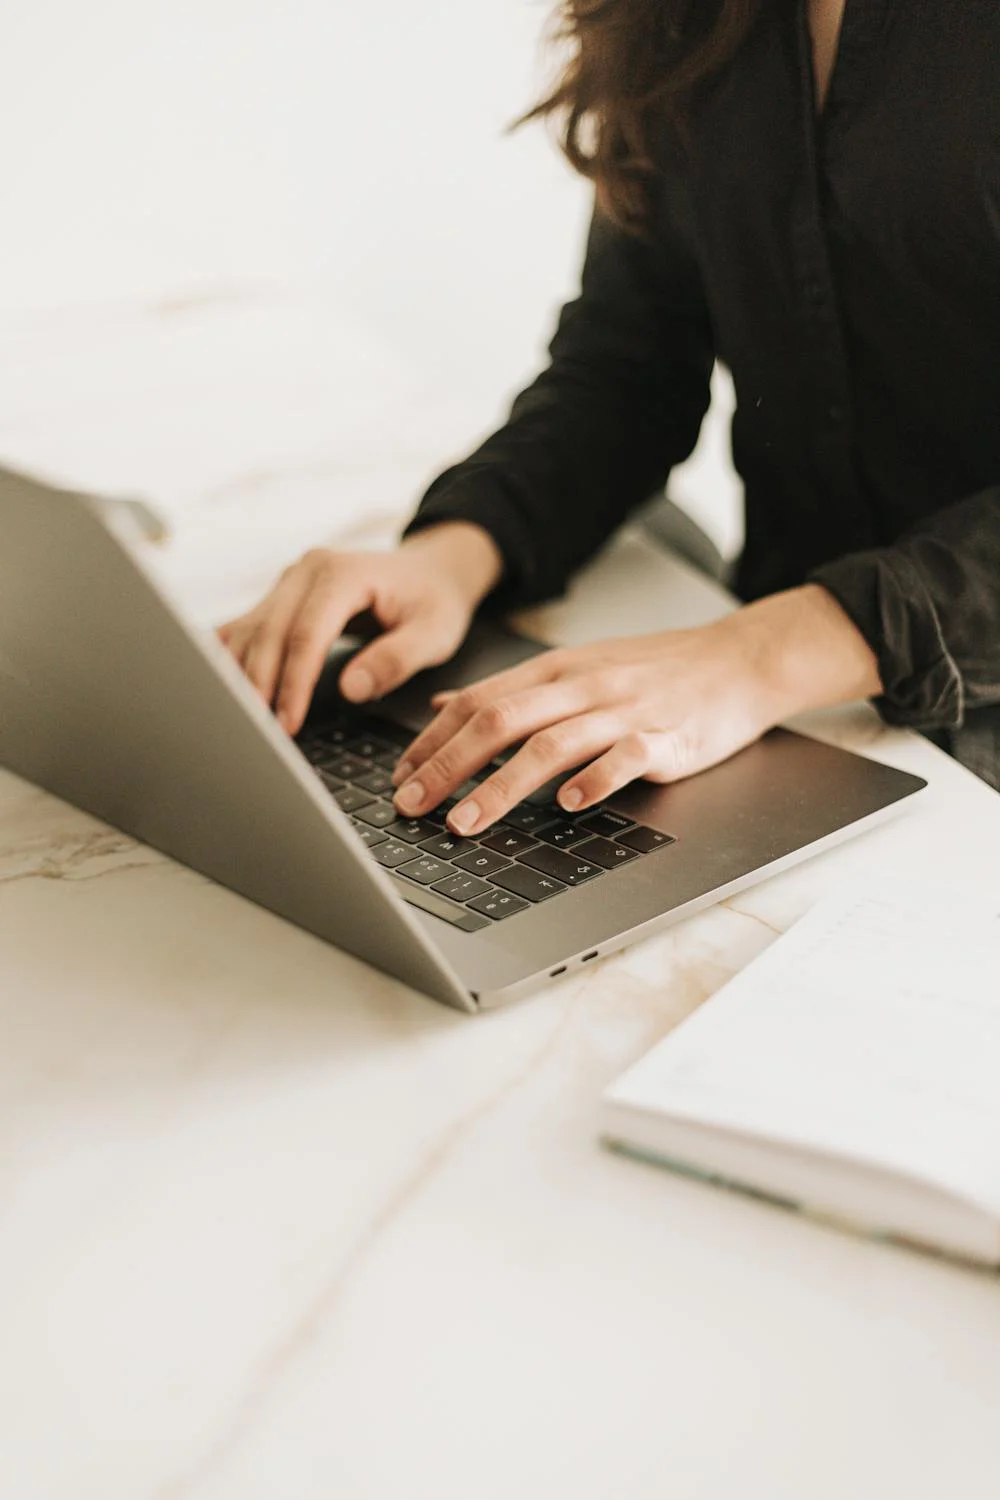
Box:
left=297, top=713, right=676, bottom=934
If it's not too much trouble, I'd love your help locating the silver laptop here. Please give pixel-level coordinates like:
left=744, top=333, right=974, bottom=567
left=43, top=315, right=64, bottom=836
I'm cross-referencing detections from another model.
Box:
left=0, top=467, right=926, bottom=1011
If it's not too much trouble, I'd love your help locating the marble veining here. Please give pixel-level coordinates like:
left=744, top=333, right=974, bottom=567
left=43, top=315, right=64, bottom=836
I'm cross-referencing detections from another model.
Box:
left=0, top=825, right=151, bottom=887
left=154, top=976, right=590, bottom=1500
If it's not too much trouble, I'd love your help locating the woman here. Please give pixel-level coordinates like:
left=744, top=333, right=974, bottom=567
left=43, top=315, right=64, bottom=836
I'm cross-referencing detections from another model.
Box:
left=220, top=0, right=1000, bottom=838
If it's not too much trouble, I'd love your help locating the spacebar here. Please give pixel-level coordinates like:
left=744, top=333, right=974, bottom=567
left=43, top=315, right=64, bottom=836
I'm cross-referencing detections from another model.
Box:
left=390, top=876, right=490, bottom=933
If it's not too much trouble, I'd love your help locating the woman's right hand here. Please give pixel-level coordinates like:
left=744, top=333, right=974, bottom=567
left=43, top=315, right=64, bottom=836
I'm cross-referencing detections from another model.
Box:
left=218, top=522, right=504, bottom=737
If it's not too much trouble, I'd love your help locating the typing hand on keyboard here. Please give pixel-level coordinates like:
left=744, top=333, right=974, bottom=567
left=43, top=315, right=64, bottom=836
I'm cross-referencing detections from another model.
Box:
left=388, top=594, right=880, bottom=839
left=216, top=524, right=502, bottom=735
left=299, top=713, right=675, bottom=930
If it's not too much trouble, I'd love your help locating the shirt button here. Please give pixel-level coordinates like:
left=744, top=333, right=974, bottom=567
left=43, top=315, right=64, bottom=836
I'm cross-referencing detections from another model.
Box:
left=805, top=281, right=825, bottom=305
left=827, top=403, right=845, bottom=423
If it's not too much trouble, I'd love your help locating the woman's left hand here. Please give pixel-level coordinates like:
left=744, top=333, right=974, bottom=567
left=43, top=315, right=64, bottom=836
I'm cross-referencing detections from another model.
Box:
left=391, top=584, right=883, bottom=836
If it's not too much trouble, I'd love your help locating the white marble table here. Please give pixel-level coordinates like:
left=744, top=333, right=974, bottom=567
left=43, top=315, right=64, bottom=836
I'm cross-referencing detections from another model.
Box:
left=2, top=290, right=1000, bottom=1500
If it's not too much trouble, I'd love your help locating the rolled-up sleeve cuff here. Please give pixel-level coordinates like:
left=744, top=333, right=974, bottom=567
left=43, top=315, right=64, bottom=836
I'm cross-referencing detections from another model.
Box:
left=809, top=547, right=964, bottom=731
left=401, top=463, right=551, bottom=608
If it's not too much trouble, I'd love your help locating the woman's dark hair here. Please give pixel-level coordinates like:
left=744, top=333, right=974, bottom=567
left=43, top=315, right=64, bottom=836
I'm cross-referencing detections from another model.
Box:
left=520, top=0, right=761, bottom=234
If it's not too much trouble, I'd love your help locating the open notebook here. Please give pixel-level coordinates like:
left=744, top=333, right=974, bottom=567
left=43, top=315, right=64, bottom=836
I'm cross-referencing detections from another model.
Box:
left=602, top=884, right=1000, bottom=1265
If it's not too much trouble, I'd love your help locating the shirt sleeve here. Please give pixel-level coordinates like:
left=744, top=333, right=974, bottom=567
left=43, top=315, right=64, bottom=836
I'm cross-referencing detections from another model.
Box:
left=402, top=200, right=715, bottom=608
left=809, top=485, right=1000, bottom=731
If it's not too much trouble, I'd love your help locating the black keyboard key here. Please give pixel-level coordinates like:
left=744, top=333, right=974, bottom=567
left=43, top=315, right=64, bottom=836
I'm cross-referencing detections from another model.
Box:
left=355, top=767, right=395, bottom=796
left=355, top=800, right=400, bottom=829
left=454, top=778, right=484, bottom=800
left=480, top=827, right=540, bottom=858
left=432, top=871, right=491, bottom=904
left=390, top=875, right=490, bottom=932
left=453, top=848, right=513, bottom=879
left=334, top=786, right=375, bottom=814
left=316, top=769, right=346, bottom=792
left=387, top=817, right=440, bottom=844
left=313, top=751, right=351, bottom=772
left=519, top=844, right=602, bottom=886
left=524, top=777, right=567, bottom=807
left=492, top=864, right=566, bottom=903
left=537, top=821, right=591, bottom=849
left=467, top=888, right=530, bottom=921
left=619, top=825, right=677, bottom=853
left=327, top=754, right=370, bottom=782
left=419, top=832, right=478, bottom=860
left=579, top=809, right=636, bottom=839
left=373, top=747, right=403, bottom=770
left=572, top=835, right=639, bottom=869
left=351, top=820, right=389, bottom=850
left=346, top=735, right=394, bottom=760
left=372, top=839, right=416, bottom=869
left=302, top=725, right=349, bottom=752
left=503, top=805, right=561, bottom=835
left=399, top=855, right=451, bottom=886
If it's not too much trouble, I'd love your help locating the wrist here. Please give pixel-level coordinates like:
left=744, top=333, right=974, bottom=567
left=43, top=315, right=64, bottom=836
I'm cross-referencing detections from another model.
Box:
left=720, top=584, right=884, bottom=721
left=402, top=522, right=504, bottom=609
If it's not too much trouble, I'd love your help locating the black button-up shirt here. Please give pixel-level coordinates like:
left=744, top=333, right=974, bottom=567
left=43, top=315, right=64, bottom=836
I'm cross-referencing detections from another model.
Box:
left=407, top=0, right=1000, bottom=740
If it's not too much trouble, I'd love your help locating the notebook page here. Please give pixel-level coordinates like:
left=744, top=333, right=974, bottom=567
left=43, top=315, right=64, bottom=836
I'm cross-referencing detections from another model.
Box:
left=609, top=884, right=1000, bottom=1214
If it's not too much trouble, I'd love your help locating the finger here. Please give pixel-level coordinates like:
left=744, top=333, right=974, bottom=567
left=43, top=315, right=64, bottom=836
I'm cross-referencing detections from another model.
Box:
left=240, top=579, right=312, bottom=710
left=445, top=712, right=623, bottom=835
left=393, top=678, right=595, bottom=818
left=217, top=616, right=254, bottom=659
left=393, top=650, right=568, bottom=787
left=556, top=730, right=686, bottom=812
left=274, top=576, right=374, bottom=734
left=217, top=603, right=267, bottom=656
left=217, top=604, right=257, bottom=639
left=340, top=606, right=462, bottom=705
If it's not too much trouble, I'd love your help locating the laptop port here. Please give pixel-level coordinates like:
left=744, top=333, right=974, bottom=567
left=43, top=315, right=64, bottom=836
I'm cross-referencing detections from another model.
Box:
left=581, top=950, right=599, bottom=963
left=549, top=966, right=567, bottom=978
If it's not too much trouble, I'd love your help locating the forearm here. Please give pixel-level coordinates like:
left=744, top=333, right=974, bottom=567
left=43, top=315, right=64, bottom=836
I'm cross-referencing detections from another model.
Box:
left=400, top=521, right=504, bottom=609
left=716, top=583, right=884, bottom=723
left=404, top=207, right=714, bottom=609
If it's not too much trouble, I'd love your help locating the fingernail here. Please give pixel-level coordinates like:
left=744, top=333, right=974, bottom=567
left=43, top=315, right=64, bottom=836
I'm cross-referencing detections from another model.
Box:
left=392, top=759, right=414, bottom=787
left=395, top=781, right=425, bottom=814
left=560, top=786, right=583, bottom=812
left=449, top=800, right=480, bottom=835
left=342, top=667, right=373, bottom=703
